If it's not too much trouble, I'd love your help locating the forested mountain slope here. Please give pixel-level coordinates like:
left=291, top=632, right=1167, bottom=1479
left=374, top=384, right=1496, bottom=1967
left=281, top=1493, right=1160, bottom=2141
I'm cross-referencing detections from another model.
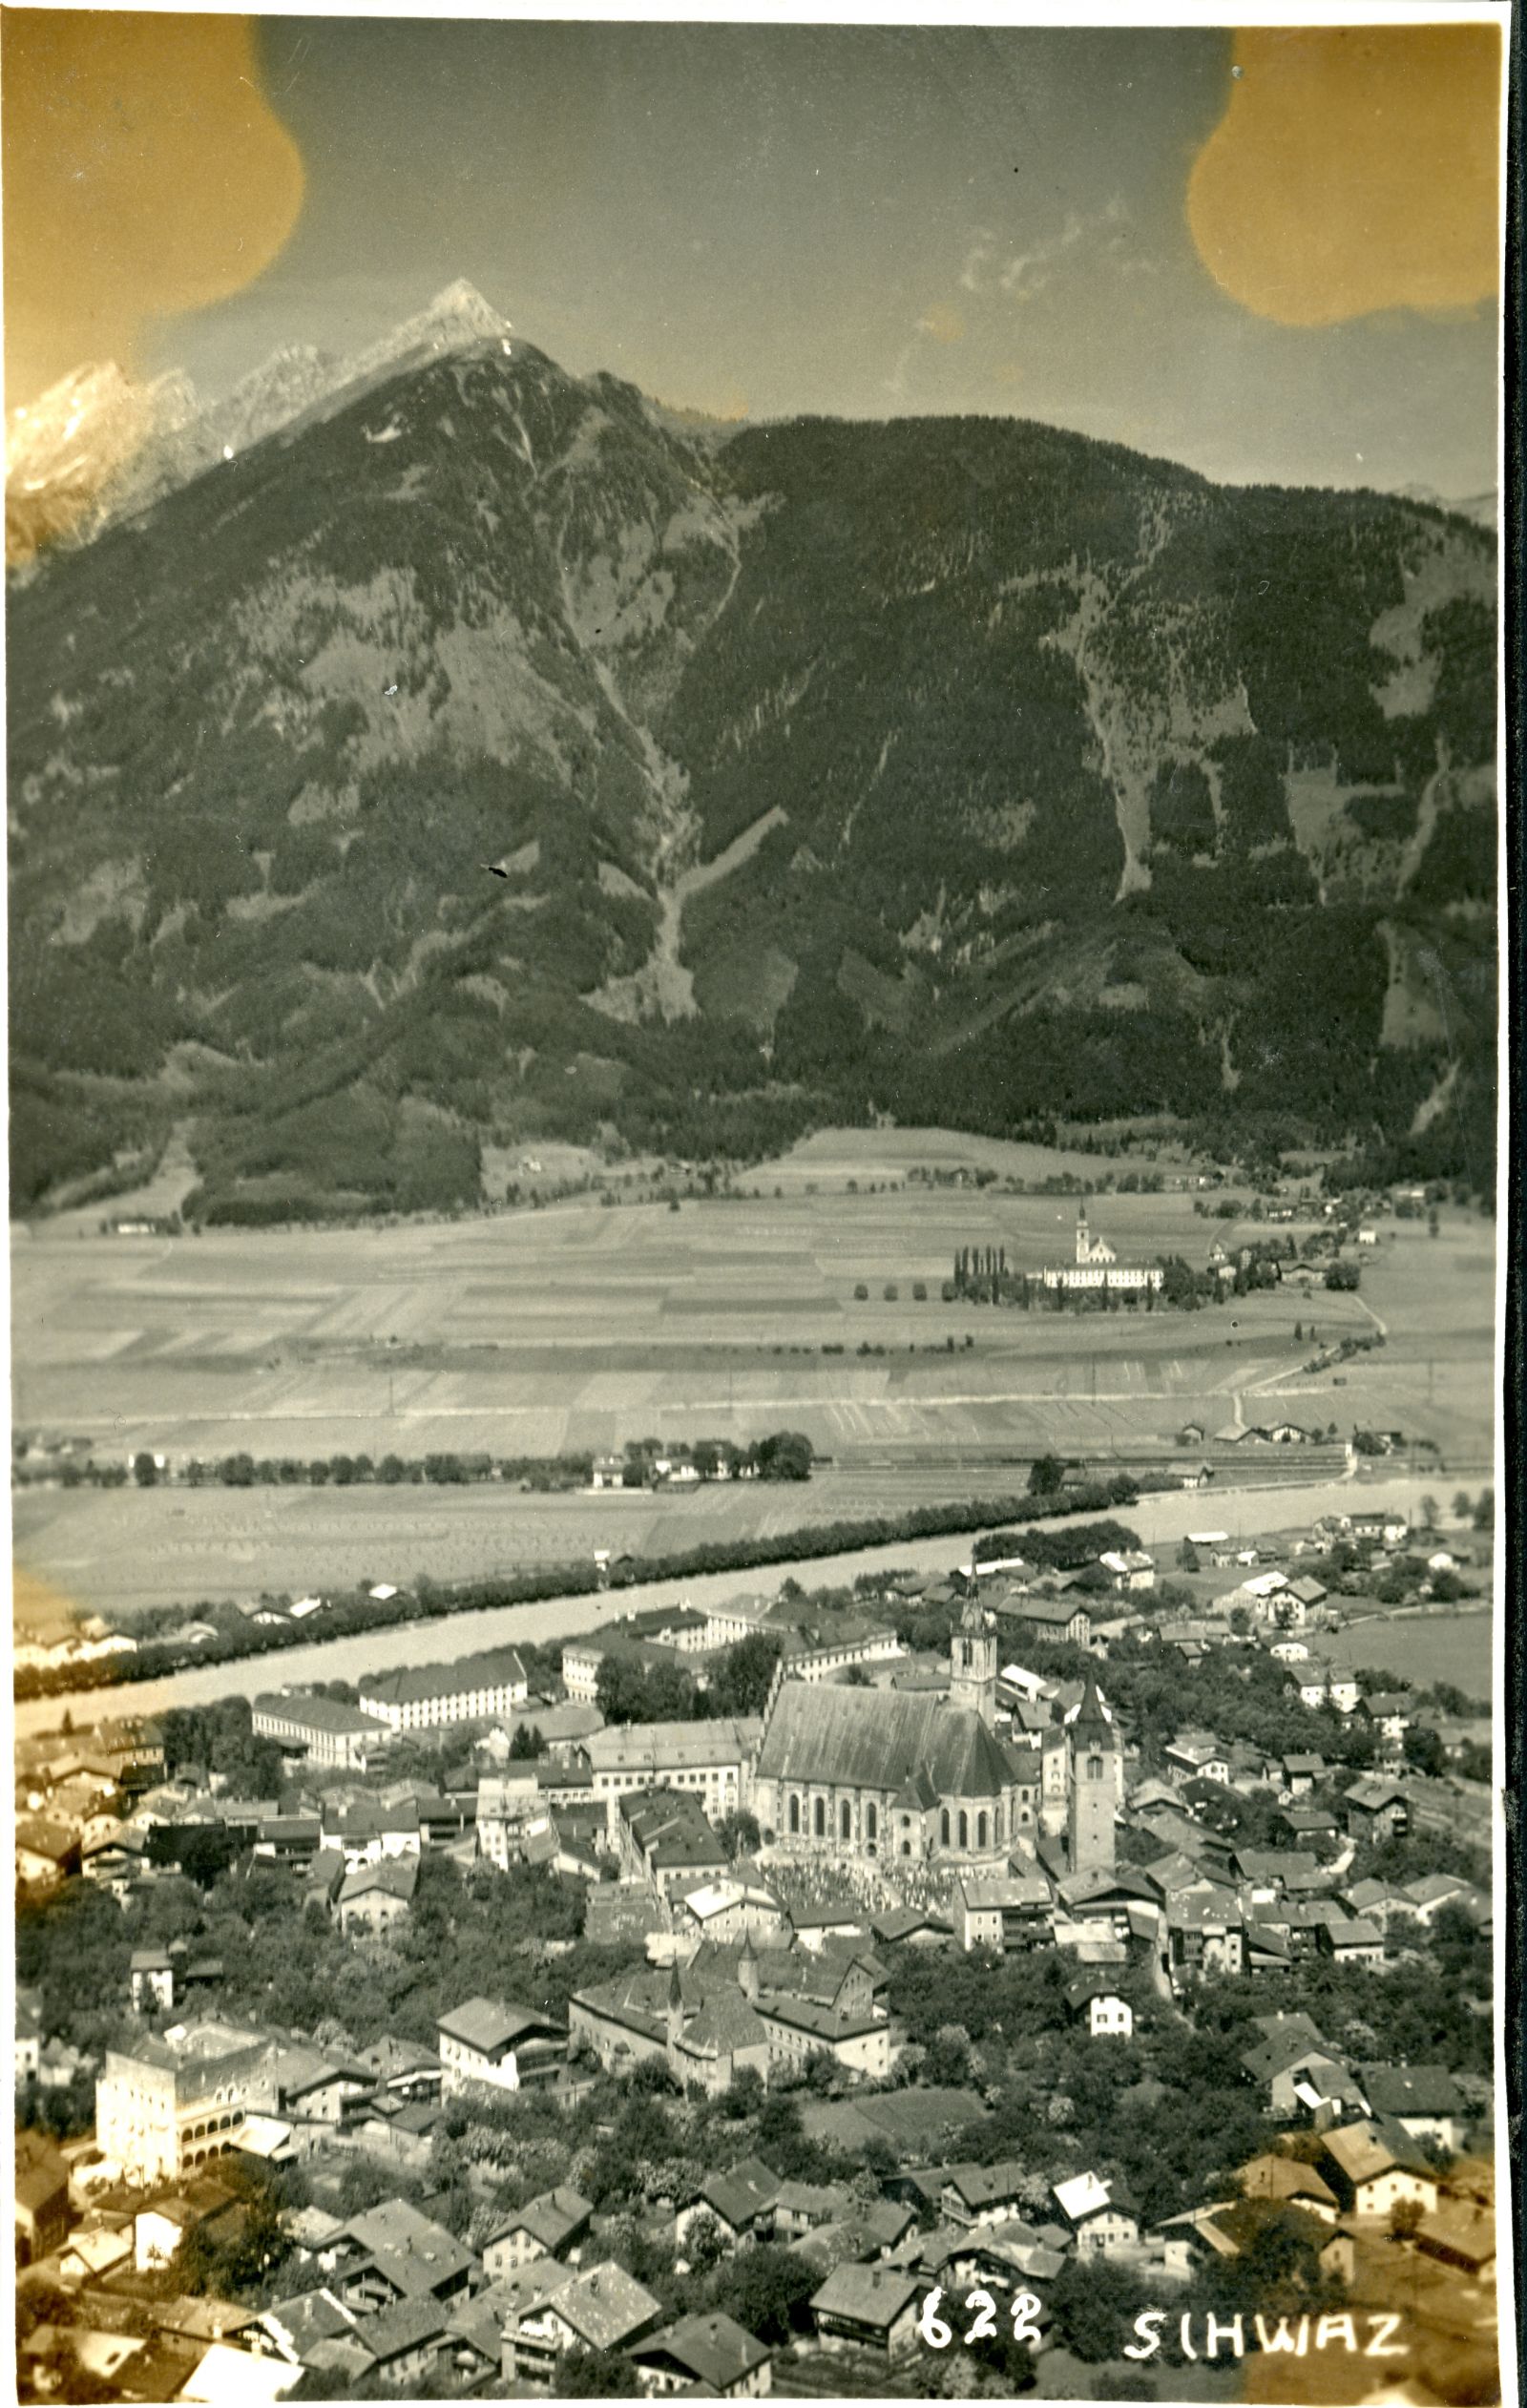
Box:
left=7, top=317, right=1496, bottom=1218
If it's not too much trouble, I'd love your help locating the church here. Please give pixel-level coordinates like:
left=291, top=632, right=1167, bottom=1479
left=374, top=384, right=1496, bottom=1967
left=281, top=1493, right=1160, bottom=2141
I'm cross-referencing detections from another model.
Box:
left=750, top=1603, right=1118, bottom=1876
left=1040, top=1200, right=1163, bottom=1294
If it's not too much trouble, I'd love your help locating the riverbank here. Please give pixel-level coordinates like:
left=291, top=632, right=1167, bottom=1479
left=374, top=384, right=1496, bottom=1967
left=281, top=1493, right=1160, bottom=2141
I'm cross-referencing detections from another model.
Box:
left=11, top=1472, right=1462, bottom=1741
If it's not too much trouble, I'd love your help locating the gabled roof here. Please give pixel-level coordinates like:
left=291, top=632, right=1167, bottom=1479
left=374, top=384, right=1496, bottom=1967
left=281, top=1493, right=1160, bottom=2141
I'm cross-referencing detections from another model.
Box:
left=435, top=1998, right=560, bottom=2056
left=1356, top=2064, right=1465, bottom=2119
left=698, top=2156, right=782, bottom=2231
left=1321, top=2118, right=1435, bottom=2185
left=534, top=2261, right=662, bottom=2352
left=809, top=2264, right=920, bottom=2326
left=634, top=2313, right=771, bottom=2389
left=337, top=1857, right=418, bottom=1907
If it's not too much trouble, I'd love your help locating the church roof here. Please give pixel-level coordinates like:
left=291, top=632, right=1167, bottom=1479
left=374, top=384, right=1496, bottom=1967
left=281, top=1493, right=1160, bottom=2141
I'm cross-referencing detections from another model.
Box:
left=756, top=1684, right=1013, bottom=1801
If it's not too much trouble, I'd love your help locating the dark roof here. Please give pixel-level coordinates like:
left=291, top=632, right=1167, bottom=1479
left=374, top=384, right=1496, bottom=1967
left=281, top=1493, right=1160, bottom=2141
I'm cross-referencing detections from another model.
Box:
left=634, top=2314, right=770, bottom=2390
left=353, top=2293, right=450, bottom=2361
left=757, top=1683, right=1014, bottom=1799
left=700, top=2157, right=782, bottom=2230
left=1357, top=2064, right=1466, bottom=2119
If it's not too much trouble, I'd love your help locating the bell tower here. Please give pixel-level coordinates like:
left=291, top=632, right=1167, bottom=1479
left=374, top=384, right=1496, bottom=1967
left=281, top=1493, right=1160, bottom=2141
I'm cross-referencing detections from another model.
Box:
left=1067, top=1666, right=1118, bottom=1875
left=950, top=1599, right=997, bottom=1727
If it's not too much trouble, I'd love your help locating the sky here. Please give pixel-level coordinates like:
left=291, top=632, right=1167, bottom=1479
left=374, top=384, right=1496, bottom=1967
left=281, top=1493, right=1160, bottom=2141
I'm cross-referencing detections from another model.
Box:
left=2, top=12, right=1505, bottom=497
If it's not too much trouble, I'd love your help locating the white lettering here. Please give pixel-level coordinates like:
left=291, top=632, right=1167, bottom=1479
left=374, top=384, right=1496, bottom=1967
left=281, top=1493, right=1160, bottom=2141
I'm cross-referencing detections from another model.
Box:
left=1253, top=2314, right=1307, bottom=2354
left=1204, top=2313, right=1245, bottom=2360
left=964, top=2292, right=996, bottom=2346
left=1364, top=2313, right=1407, bottom=2359
left=1316, top=2314, right=1359, bottom=2354
left=918, top=2290, right=952, bottom=2350
left=1010, top=2293, right=1044, bottom=2351
left=1124, top=2312, right=1165, bottom=2363
left=1179, top=2314, right=1199, bottom=2362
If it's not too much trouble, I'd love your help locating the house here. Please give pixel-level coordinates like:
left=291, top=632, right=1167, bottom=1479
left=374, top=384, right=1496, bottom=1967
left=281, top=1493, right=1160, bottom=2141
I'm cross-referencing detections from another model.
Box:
left=436, top=2000, right=566, bottom=2099
left=335, top=1856, right=419, bottom=1937
left=482, top=2188, right=593, bottom=2280
left=868, top=1904, right=952, bottom=1949
left=1398, top=1872, right=1473, bottom=1926
left=1164, top=1735, right=1229, bottom=1786
left=131, top=1948, right=177, bottom=2015
left=1065, top=1973, right=1134, bottom=2038
left=1317, top=2122, right=1440, bottom=2221
left=952, top=1873, right=1052, bottom=1953
left=993, top=1594, right=1092, bottom=1647
left=1358, top=1693, right=1412, bottom=1748
left=1098, top=1549, right=1155, bottom=1593
left=676, top=2158, right=782, bottom=2252
left=620, top=1788, right=728, bottom=1894
left=631, top=2311, right=773, bottom=2398
left=348, top=2294, right=450, bottom=2389
left=508, top=2261, right=664, bottom=2386
left=1343, top=1776, right=1410, bottom=1843
left=327, top=2198, right=475, bottom=2307
left=176, top=2342, right=297, bottom=2405
left=16, top=1817, right=80, bottom=1888
left=135, top=2176, right=243, bottom=2272
left=1318, top=1916, right=1386, bottom=1968
left=1414, top=2201, right=1496, bottom=2281
left=1278, top=1803, right=1340, bottom=1844
left=938, top=2161, right=1037, bottom=2230
left=1271, top=1752, right=1319, bottom=1791
left=14, top=2129, right=72, bottom=2264
left=1165, top=1895, right=1245, bottom=1983
left=1052, top=2171, right=1138, bottom=2258
left=1356, top=2065, right=1468, bottom=2152
left=1239, top=2017, right=1362, bottom=2119
left=1238, top=2154, right=1340, bottom=2221
left=808, top=2264, right=921, bottom=2357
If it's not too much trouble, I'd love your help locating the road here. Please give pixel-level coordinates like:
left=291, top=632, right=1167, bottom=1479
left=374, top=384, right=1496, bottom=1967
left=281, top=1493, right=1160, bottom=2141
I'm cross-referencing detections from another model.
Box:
left=10, top=1472, right=1453, bottom=1742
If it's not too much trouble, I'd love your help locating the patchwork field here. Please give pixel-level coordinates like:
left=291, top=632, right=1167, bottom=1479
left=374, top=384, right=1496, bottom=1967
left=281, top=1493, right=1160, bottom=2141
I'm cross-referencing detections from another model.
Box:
left=10, top=1134, right=1495, bottom=1623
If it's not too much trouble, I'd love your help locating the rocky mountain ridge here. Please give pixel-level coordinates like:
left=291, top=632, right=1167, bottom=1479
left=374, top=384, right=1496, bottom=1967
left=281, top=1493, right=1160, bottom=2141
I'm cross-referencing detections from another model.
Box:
left=6, top=298, right=1497, bottom=1219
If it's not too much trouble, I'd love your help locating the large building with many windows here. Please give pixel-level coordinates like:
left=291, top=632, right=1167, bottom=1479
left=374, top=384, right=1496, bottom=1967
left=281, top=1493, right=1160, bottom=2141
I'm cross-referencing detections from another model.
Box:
left=95, top=2020, right=273, bottom=2188
left=357, top=1648, right=528, bottom=1734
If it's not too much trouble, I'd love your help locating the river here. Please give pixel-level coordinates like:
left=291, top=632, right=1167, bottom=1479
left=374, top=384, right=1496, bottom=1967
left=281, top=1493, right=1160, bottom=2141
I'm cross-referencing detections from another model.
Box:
left=11, top=1473, right=1464, bottom=1740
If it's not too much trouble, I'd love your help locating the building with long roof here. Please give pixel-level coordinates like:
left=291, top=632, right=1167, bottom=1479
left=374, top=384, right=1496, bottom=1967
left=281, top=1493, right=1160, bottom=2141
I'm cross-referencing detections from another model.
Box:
left=753, top=1603, right=1033, bottom=1869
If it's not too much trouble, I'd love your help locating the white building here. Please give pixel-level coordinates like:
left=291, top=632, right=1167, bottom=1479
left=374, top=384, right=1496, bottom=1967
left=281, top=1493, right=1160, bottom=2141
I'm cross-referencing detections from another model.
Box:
left=358, top=1647, right=528, bottom=1734
left=435, top=2000, right=566, bottom=2100
left=95, top=2021, right=272, bottom=2188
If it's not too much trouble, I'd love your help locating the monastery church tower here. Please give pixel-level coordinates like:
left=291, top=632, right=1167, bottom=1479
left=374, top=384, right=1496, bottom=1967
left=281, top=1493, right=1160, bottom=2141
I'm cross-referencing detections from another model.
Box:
left=1066, top=1665, right=1118, bottom=1875
left=949, top=1599, right=997, bottom=1727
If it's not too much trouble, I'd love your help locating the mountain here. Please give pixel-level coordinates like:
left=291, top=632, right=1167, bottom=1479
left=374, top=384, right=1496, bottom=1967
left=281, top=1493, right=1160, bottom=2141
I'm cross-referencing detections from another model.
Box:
left=4, top=282, right=516, bottom=568
left=6, top=301, right=1497, bottom=1221
left=5, top=363, right=199, bottom=567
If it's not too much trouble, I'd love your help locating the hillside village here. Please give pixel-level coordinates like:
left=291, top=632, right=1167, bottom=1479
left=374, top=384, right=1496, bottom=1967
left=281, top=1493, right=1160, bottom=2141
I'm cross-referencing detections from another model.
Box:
left=14, top=1492, right=1497, bottom=2404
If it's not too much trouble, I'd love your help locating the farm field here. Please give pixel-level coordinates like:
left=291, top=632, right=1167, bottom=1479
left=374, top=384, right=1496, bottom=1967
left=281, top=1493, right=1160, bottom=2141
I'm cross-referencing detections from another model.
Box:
left=10, top=1140, right=1495, bottom=1623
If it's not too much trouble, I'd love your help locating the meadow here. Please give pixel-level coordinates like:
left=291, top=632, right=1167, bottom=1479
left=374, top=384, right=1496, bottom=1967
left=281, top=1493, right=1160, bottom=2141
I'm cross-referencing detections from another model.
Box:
left=10, top=1131, right=1495, bottom=1623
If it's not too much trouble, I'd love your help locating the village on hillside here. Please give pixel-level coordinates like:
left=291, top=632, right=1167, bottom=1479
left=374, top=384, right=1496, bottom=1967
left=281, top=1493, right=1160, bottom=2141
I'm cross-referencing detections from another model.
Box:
left=14, top=1490, right=1497, bottom=2404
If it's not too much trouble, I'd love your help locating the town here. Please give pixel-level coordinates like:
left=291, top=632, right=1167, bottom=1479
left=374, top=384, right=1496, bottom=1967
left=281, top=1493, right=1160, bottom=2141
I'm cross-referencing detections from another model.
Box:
left=15, top=1491, right=1497, bottom=2402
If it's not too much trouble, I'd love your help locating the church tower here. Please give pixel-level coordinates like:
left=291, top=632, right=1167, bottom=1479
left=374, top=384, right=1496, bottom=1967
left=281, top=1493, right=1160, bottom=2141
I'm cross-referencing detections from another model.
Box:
left=1076, top=1197, right=1091, bottom=1267
left=949, top=1599, right=997, bottom=1728
left=1067, top=1666, right=1118, bottom=1875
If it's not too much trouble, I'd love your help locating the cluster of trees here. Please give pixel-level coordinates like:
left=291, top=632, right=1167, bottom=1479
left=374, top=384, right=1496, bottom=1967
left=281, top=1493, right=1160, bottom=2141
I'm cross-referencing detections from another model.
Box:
left=593, top=1628, right=784, bottom=1728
